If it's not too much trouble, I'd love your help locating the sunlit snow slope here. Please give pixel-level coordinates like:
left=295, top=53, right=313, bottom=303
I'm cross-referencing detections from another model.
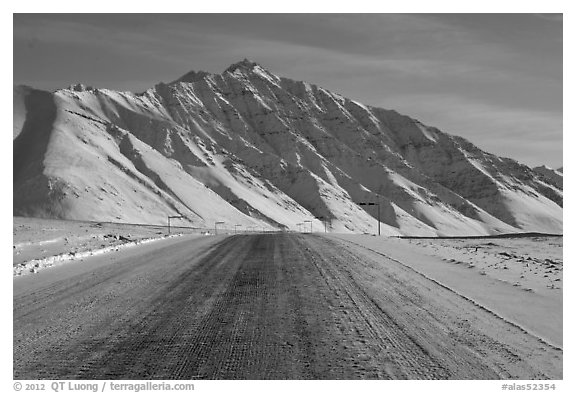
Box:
left=13, top=60, right=563, bottom=235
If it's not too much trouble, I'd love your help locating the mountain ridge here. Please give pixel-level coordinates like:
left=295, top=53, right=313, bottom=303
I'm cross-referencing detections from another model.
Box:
left=13, top=60, right=563, bottom=235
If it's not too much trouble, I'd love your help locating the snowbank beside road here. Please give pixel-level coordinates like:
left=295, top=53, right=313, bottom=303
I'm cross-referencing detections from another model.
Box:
left=13, top=233, right=185, bottom=277
left=13, top=217, right=205, bottom=276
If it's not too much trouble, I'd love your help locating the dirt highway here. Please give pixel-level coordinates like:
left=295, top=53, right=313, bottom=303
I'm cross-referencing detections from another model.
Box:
left=13, top=233, right=562, bottom=379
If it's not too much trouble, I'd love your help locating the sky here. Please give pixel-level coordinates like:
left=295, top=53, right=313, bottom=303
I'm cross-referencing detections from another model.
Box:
left=13, top=13, right=563, bottom=168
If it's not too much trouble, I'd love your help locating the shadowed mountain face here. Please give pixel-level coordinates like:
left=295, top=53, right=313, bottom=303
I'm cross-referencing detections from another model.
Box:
left=12, top=60, right=562, bottom=235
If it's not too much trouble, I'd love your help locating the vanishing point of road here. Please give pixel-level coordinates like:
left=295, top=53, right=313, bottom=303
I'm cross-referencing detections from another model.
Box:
left=13, top=233, right=561, bottom=379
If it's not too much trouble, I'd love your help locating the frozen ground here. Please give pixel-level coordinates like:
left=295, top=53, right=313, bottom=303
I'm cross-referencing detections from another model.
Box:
left=328, top=234, right=562, bottom=348
left=13, top=216, right=207, bottom=276
left=401, top=235, right=562, bottom=294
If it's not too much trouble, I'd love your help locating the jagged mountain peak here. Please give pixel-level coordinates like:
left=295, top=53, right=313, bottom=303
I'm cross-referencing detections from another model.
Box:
left=174, top=59, right=274, bottom=85
left=225, top=58, right=262, bottom=73
left=224, top=59, right=281, bottom=83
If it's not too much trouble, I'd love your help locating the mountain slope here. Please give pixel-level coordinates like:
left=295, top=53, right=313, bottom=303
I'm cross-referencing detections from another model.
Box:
left=533, top=165, right=563, bottom=189
left=13, top=60, right=563, bottom=235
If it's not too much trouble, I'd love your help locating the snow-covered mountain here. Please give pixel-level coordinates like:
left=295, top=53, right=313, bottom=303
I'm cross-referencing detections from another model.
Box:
left=13, top=59, right=563, bottom=235
left=533, top=165, right=563, bottom=190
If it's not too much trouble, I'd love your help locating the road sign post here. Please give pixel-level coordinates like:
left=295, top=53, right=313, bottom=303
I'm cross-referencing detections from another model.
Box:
left=168, top=215, right=183, bottom=234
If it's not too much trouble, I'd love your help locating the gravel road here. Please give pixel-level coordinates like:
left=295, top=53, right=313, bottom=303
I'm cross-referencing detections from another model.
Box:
left=13, top=233, right=561, bottom=379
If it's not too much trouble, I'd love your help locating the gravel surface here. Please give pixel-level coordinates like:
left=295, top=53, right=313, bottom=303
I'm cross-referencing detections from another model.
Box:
left=13, top=233, right=562, bottom=379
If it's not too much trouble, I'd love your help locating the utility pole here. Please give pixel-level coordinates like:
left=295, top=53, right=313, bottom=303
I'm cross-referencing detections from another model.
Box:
left=168, top=215, right=183, bottom=234
left=358, top=202, right=380, bottom=236
left=215, top=221, right=225, bottom=235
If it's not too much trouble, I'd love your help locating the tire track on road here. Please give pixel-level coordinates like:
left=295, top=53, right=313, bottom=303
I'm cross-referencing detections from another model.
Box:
left=74, top=235, right=250, bottom=379
left=296, top=235, right=453, bottom=379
